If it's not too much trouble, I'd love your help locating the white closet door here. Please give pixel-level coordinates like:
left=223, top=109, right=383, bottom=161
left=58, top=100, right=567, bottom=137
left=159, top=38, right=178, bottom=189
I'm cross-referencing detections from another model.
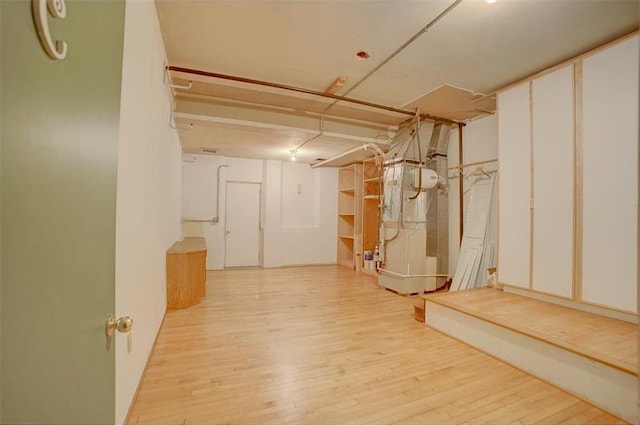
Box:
left=531, top=65, right=574, bottom=298
left=582, top=36, right=638, bottom=312
left=225, top=182, right=261, bottom=268
left=497, top=83, right=531, bottom=288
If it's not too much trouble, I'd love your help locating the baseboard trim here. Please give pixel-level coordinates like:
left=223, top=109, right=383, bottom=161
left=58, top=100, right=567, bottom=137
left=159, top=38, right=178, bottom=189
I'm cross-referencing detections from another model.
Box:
left=206, top=263, right=338, bottom=271
left=124, top=309, right=167, bottom=425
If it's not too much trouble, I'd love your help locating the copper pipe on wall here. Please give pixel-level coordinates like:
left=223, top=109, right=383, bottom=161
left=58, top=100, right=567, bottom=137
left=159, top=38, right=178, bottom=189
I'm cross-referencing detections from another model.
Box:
left=166, top=65, right=463, bottom=126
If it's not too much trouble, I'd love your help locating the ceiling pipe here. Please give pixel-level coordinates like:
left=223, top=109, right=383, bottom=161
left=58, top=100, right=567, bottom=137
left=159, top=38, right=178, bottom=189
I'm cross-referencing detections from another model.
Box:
left=314, top=0, right=465, bottom=157
left=294, top=114, right=326, bottom=152
left=166, top=65, right=462, bottom=126
left=168, top=0, right=466, bottom=160
left=311, top=143, right=386, bottom=169
left=329, top=0, right=465, bottom=104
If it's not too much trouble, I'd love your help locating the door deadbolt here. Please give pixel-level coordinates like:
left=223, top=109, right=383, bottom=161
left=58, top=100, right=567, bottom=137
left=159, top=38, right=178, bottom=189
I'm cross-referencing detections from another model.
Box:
left=106, top=313, right=134, bottom=337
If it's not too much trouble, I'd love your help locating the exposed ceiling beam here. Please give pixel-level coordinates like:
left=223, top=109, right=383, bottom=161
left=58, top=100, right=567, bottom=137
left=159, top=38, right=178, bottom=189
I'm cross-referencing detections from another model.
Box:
left=173, top=112, right=388, bottom=145
left=166, top=65, right=464, bottom=126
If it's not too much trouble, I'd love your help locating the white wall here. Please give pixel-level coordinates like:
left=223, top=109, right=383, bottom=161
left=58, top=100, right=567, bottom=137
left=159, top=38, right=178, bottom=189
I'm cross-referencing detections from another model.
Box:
left=447, top=115, right=498, bottom=275
left=114, top=1, right=182, bottom=423
left=182, top=155, right=337, bottom=269
left=263, top=161, right=338, bottom=267
left=182, top=155, right=262, bottom=269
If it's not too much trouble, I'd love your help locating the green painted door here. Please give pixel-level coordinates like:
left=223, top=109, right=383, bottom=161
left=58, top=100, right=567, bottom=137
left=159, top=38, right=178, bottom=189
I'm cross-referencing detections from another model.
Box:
left=1, top=1, right=125, bottom=423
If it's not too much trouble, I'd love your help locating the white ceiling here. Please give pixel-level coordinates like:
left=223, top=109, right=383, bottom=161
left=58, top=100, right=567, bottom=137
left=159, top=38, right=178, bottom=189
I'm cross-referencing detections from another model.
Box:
left=155, top=0, right=639, bottom=164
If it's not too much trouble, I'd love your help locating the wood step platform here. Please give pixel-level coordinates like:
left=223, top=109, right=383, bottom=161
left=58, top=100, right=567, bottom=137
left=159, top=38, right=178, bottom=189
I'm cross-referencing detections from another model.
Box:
left=424, top=287, right=638, bottom=423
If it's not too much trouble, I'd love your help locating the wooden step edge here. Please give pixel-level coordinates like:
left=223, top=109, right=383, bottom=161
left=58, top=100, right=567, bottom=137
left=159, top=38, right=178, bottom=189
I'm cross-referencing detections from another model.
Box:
left=424, top=296, right=638, bottom=377
left=423, top=286, right=488, bottom=301
left=413, top=299, right=426, bottom=322
left=413, top=305, right=425, bottom=323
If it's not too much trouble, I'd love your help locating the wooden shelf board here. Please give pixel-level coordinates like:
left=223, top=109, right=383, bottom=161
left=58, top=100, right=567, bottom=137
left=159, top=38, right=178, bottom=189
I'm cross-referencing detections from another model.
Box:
left=364, top=177, right=381, bottom=183
left=339, top=235, right=355, bottom=240
left=363, top=195, right=380, bottom=200
left=338, top=212, right=355, bottom=216
left=339, top=188, right=355, bottom=194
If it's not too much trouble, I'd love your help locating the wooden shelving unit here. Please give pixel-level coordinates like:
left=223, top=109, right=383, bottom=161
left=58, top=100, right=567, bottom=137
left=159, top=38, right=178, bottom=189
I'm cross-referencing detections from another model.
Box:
left=336, top=159, right=383, bottom=272
left=337, top=164, right=362, bottom=270
left=362, top=157, right=383, bottom=272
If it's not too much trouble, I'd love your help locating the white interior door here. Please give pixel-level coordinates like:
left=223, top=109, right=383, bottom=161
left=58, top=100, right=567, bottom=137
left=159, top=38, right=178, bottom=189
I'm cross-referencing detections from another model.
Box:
left=531, top=65, right=574, bottom=298
left=225, top=182, right=261, bottom=267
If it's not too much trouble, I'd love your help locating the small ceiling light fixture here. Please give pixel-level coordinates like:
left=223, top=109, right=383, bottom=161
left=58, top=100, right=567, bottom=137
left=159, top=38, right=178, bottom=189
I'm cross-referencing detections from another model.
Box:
left=289, top=150, right=297, bottom=161
left=486, top=0, right=497, bottom=3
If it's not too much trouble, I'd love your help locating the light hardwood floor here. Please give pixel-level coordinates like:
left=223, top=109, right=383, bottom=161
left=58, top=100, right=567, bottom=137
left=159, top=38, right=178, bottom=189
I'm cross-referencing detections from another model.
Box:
left=127, top=266, right=624, bottom=424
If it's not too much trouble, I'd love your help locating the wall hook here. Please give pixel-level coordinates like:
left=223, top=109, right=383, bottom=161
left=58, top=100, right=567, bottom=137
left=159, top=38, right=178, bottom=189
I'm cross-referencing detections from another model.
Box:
left=32, top=0, right=68, bottom=60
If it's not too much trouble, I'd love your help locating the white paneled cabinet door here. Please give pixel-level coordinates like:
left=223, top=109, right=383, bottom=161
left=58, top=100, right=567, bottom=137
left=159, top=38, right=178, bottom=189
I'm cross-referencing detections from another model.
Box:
left=497, top=83, right=531, bottom=288
left=531, top=65, right=574, bottom=298
left=225, top=182, right=261, bottom=268
left=581, top=36, right=638, bottom=313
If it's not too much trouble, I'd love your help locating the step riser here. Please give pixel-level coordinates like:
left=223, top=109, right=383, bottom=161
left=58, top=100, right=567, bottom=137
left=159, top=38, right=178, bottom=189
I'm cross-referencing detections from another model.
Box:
left=414, top=306, right=425, bottom=323
left=426, top=302, right=637, bottom=423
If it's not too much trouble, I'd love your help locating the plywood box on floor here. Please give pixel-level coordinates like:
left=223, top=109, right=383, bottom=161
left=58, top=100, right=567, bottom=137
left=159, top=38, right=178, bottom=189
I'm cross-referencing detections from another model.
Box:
left=166, top=237, right=207, bottom=309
